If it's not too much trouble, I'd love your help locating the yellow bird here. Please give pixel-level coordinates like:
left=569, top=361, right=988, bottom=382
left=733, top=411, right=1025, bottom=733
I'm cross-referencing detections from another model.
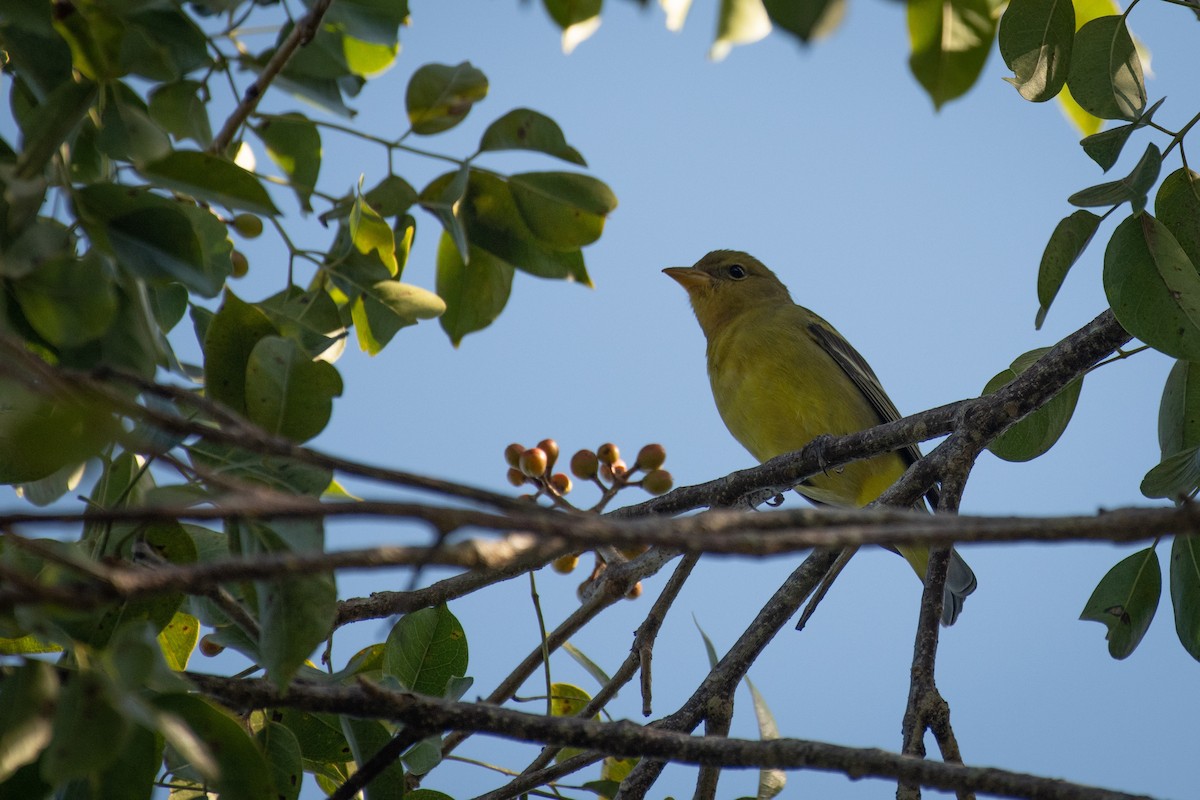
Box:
left=664, top=250, right=976, bottom=625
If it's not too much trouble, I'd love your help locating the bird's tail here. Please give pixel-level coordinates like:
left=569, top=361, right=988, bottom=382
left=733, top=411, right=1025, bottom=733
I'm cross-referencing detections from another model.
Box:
left=941, top=549, right=977, bottom=626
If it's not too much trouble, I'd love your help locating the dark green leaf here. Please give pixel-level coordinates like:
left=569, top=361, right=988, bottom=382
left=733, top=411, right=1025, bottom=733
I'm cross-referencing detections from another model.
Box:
left=140, top=150, right=280, bottom=216
left=149, top=81, right=212, bottom=147
left=1066, top=15, right=1145, bottom=121
left=203, top=290, right=279, bottom=414
left=762, top=0, right=846, bottom=43
left=75, top=183, right=234, bottom=297
left=0, top=661, right=58, bottom=782
left=94, top=723, right=160, bottom=800
left=508, top=171, right=617, bottom=250
left=320, top=175, right=419, bottom=225
left=152, top=694, right=275, bottom=800
left=43, top=669, right=128, bottom=782
left=0, top=13, right=73, bottom=98
left=1036, top=210, right=1101, bottom=328
left=406, top=62, right=489, bottom=135
left=96, top=82, right=172, bottom=165
left=1067, top=142, right=1160, bottom=213
left=1103, top=213, right=1200, bottom=361
left=479, top=108, right=586, bottom=165
left=1158, top=360, right=1200, bottom=459
left=319, top=0, right=410, bottom=46
left=543, top=0, right=602, bottom=28
left=998, top=0, right=1074, bottom=102
left=907, top=0, right=997, bottom=109
left=275, top=710, right=352, bottom=764
left=188, top=442, right=332, bottom=497
left=983, top=348, right=1083, bottom=461
left=12, top=253, right=117, bottom=347
left=13, top=78, right=96, bottom=180
left=120, top=9, right=210, bottom=82
left=258, top=721, right=303, bottom=800
left=1080, top=546, right=1161, bottom=659
left=254, top=113, right=321, bottom=213
left=339, top=717, right=407, bottom=799
left=419, top=166, right=471, bottom=262
left=0, top=376, right=118, bottom=484
left=0, top=215, right=75, bottom=279
left=257, top=286, right=344, bottom=359
left=51, top=0, right=124, bottom=81
left=382, top=604, right=469, bottom=695
left=1140, top=445, right=1200, bottom=500
left=1171, top=535, right=1200, bottom=661
left=1155, top=167, right=1200, bottom=271
left=435, top=233, right=514, bottom=346
left=1079, top=97, right=1164, bottom=172
left=401, top=736, right=443, bottom=776
left=244, top=336, right=343, bottom=442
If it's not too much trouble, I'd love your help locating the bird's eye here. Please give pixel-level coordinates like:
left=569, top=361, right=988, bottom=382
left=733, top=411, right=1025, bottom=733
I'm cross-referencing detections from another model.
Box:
left=728, top=264, right=747, bottom=280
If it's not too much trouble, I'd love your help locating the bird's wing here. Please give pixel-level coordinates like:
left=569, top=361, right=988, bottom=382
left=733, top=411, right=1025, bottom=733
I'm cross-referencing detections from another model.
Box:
left=806, top=321, right=926, bottom=471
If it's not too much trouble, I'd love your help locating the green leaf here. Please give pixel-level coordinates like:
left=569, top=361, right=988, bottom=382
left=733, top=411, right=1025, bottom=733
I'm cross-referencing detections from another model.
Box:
left=188, top=441, right=332, bottom=497
left=120, top=8, right=210, bottom=82
left=711, top=0, right=772, bottom=61
left=983, top=348, right=1083, bottom=462
left=1171, top=535, right=1200, bottom=661
left=998, top=0, right=1074, bottom=102
left=148, top=80, right=213, bottom=147
left=419, top=165, right=471, bottom=263
left=12, top=252, right=117, bottom=347
left=339, top=717, right=407, bottom=798
left=140, top=150, right=280, bottom=216
left=320, top=175, right=419, bottom=226
left=435, top=233, right=514, bottom=346
left=152, top=694, right=275, bottom=800
left=1140, top=445, right=1200, bottom=500
left=1079, top=97, right=1163, bottom=172
left=1035, top=210, right=1101, bottom=328
left=762, top=0, right=846, bottom=44
left=51, top=0, right=124, bottom=81
left=74, top=183, right=233, bottom=297
left=508, top=171, right=618, bottom=250
left=257, top=286, right=344, bottom=359
left=258, top=721, right=303, bottom=800
left=406, top=62, right=489, bottom=135
left=562, top=641, right=613, bottom=687
left=1158, top=360, right=1200, bottom=459
left=12, top=77, right=96, bottom=180
left=0, top=376, right=118, bottom=484
left=0, top=216, right=74, bottom=279
left=275, top=710, right=352, bottom=764
left=254, top=113, right=321, bottom=213
left=96, top=82, right=172, bottom=165
left=478, top=108, right=586, bottom=165
left=352, top=280, right=446, bottom=355
left=1155, top=167, right=1200, bottom=272
left=321, top=0, right=410, bottom=46
left=203, top=290, right=279, bottom=414
left=1103, top=213, right=1200, bottom=361
left=907, top=0, right=997, bottom=109
left=549, top=682, right=593, bottom=763
left=694, top=616, right=721, bottom=668
left=1080, top=546, right=1161, bottom=659
left=350, top=187, right=398, bottom=275
left=244, top=336, right=344, bottom=442
left=401, top=736, right=443, bottom=776
left=0, top=661, right=58, bottom=782
left=94, top=723, right=160, bottom=800
left=157, top=611, right=199, bottom=672
left=43, top=668, right=128, bottom=782
left=1066, top=15, right=1145, bottom=121
left=1067, top=142, right=1160, bottom=213
left=382, top=604, right=469, bottom=696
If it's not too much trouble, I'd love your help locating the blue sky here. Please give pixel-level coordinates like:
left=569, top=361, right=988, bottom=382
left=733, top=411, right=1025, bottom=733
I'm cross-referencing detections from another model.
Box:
left=8, top=0, right=1200, bottom=797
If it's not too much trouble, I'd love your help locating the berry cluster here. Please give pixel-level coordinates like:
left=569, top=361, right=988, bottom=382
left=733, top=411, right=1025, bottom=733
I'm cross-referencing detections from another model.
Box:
left=504, top=439, right=673, bottom=511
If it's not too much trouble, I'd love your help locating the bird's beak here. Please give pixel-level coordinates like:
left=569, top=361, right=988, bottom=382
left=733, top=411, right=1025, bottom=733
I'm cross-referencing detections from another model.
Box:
left=662, top=266, right=712, bottom=291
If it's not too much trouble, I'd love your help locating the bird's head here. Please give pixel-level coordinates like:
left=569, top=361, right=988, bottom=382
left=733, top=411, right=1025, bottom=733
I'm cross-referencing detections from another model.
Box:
left=663, top=250, right=792, bottom=336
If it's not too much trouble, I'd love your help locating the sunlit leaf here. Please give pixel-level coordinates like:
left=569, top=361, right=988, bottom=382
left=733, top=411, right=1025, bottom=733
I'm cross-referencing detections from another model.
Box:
left=907, top=0, right=996, bottom=109
left=711, top=0, right=772, bottom=61
left=254, top=113, right=321, bottom=213
left=406, top=62, right=489, bottom=135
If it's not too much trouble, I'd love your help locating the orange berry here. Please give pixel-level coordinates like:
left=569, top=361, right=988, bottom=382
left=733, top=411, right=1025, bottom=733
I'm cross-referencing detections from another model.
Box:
left=506, top=468, right=526, bottom=487
left=519, top=447, right=549, bottom=477
left=537, top=438, right=559, bottom=470
left=642, top=469, right=673, bottom=495
left=636, top=443, right=667, bottom=471
left=625, top=581, right=643, bottom=600
left=504, top=443, right=524, bottom=468
left=597, top=443, right=620, bottom=466
left=550, top=473, right=572, bottom=495
left=552, top=553, right=579, bottom=574
left=570, top=449, right=599, bottom=480
left=199, top=635, right=225, bottom=657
